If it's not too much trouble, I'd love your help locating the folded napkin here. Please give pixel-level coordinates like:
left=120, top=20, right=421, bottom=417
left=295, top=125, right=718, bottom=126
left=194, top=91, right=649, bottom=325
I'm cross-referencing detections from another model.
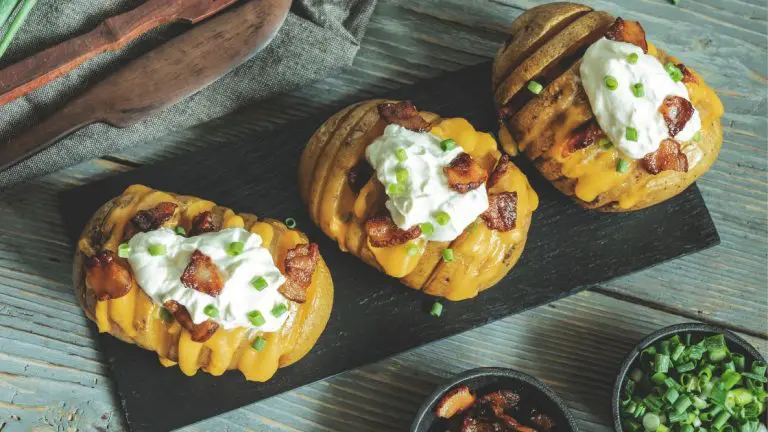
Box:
left=0, top=0, right=377, bottom=189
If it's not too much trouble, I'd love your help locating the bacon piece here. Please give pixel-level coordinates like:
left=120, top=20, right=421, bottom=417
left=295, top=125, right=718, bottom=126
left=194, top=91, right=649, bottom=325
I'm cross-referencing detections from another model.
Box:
left=677, top=63, right=698, bottom=84
left=480, top=192, right=518, bottom=232
left=180, top=250, right=224, bottom=297
left=480, top=390, right=521, bottom=415
left=660, top=95, right=695, bottom=137
left=562, top=122, right=605, bottom=158
left=377, top=101, right=430, bottom=132
left=85, top=250, right=133, bottom=301
left=163, top=300, right=219, bottom=342
left=642, top=139, right=689, bottom=174
left=605, top=17, right=648, bottom=53
left=278, top=243, right=319, bottom=303
left=444, top=153, right=488, bottom=193
left=531, top=413, right=556, bottom=432
left=188, top=211, right=217, bottom=236
left=130, top=202, right=177, bottom=233
left=347, top=160, right=374, bottom=194
left=435, top=385, right=476, bottom=419
left=487, top=154, right=513, bottom=189
left=365, top=215, right=422, bottom=248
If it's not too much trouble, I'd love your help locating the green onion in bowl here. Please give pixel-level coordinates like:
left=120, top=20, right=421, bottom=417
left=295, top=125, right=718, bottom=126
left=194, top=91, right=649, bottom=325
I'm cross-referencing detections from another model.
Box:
left=620, top=333, right=767, bottom=432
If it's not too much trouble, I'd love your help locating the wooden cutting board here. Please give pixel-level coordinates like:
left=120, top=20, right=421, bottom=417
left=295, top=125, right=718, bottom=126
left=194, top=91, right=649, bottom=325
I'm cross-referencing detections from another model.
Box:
left=59, top=62, right=720, bottom=432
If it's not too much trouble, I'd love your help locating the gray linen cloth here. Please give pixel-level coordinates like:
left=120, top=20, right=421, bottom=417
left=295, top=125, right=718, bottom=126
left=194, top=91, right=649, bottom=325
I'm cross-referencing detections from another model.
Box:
left=0, top=0, right=377, bottom=189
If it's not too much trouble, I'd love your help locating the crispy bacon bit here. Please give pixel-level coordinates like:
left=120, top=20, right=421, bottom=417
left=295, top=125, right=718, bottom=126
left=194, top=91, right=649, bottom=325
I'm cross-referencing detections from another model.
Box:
left=677, top=63, right=698, bottom=84
left=377, top=101, right=430, bottom=132
left=435, top=385, right=477, bottom=419
left=480, top=192, right=518, bottom=232
left=278, top=243, right=320, bottom=303
left=660, top=95, right=695, bottom=137
left=347, top=160, right=374, bottom=194
left=480, top=390, right=521, bottom=415
left=563, top=122, right=605, bottom=157
left=130, top=202, right=177, bottom=233
left=487, top=154, right=513, bottom=189
left=642, top=139, right=689, bottom=174
left=180, top=250, right=224, bottom=297
left=188, top=211, right=217, bottom=236
left=365, top=215, right=422, bottom=248
left=163, top=300, right=219, bottom=342
left=85, top=250, right=133, bottom=301
left=444, top=153, right=488, bottom=193
left=606, top=17, right=648, bottom=53
left=531, top=413, right=556, bottom=432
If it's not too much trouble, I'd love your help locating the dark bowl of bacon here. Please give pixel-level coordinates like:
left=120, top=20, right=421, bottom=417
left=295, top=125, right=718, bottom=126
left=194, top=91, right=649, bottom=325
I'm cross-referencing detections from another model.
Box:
left=411, top=367, right=578, bottom=432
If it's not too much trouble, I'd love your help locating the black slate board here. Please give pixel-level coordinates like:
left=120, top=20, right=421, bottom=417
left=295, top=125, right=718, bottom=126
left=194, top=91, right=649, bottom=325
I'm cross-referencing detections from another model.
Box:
left=59, top=62, right=720, bottom=432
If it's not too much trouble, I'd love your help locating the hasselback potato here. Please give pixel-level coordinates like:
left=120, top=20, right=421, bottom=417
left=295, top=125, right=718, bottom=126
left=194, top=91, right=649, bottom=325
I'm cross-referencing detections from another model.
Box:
left=493, top=2, right=724, bottom=211
left=74, top=185, right=333, bottom=382
left=299, top=99, right=538, bottom=301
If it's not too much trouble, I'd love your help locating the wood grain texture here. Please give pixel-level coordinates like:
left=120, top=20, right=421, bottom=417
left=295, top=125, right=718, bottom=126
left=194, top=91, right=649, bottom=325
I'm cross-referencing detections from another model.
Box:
left=0, top=0, right=239, bottom=107
left=0, top=0, right=766, bottom=431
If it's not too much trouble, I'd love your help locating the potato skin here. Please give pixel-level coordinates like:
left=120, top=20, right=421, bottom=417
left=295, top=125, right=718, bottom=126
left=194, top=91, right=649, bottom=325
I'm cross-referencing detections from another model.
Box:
left=493, top=3, right=724, bottom=211
left=73, top=185, right=333, bottom=380
left=299, top=100, right=538, bottom=301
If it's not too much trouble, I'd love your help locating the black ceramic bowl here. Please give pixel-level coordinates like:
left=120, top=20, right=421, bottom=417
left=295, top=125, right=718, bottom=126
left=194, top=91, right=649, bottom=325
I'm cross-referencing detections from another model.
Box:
left=411, top=367, right=579, bottom=432
left=612, top=323, right=766, bottom=432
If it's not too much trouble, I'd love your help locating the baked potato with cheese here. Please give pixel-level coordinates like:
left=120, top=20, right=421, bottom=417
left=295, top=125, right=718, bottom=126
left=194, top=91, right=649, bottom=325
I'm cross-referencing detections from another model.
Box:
left=74, top=185, right=333, bottom=382
left=493, top=3, right=724, bottom=211
left=299, top=99, right=538, bottom=301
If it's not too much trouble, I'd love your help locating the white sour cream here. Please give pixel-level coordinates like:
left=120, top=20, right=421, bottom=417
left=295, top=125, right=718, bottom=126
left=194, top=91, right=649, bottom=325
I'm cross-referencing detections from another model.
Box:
left=126, top=228, right=288, bottom=331
left=365, top=124, right=489, bottom=242
left=580, top=37, right=701, bottom=159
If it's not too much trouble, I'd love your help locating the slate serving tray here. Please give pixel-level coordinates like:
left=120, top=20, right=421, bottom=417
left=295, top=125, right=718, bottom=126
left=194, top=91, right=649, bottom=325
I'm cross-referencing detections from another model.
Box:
left=59, top=61, right=720, bottom=432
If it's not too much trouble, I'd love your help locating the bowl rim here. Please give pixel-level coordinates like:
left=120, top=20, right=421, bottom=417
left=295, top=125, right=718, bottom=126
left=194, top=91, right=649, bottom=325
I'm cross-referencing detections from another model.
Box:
left=410, top=366, right=579, bottom=432
left=611, top=322, right=766, bottom=432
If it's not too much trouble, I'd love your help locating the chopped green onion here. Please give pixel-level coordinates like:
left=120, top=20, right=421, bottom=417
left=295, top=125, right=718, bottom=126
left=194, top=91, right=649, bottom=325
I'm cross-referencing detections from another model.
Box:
left=395, top=147, right=408, bottom=162
left=626, top=127, right=639, bottom=142
left=712, top=412, right=731, bottom=430
left=148, top=244, right=166, bottom=256
left=665, top=62, right=684, bottom=83
left=285, top=218, right=297, bottom=229
left=527, top=80, right=544, bottom=95
left=203, top=304, right=219, bottom=318
left=247, top=310, right=266, bottom=327
left=604, top=75, right=619, bottom=90
left=631, top=83, right=645, bottom=98
left=395, top=167, right=409, bottom=183
left=441, top=248, right=455, bottom=262
left=227, top=241, right=245, bottom=256
left=419, top=222, right=434, bottom=236
left=616, top=159, right=630, bottom=173
left=664, top=387, right=680, bottom=404
left=405, top=242, right=419, bottom=256
left=674, top=395, right=692, bottom=413
left=692, top=131, right=702, bottom=142
left=677, top=361, right=696, bottom=373
left=271, top=303, right=288, bottom=318
left=434, top=211, right=451, bottom=226
left=251, top=276, right=268, bottom=291
left=439, top=139, right=457, bottom=152
left=627, top=53, right=639, bottom=64
left=175, top=226, right=186, bottom=236
left=159, top=307, right=174, bottom=323
left=117, top=243, right=131, bottom=258
left=643, top=413, right=661, bottom=431
left=430, top=302, right=443, bottom=317
left=251, top=336, right=267, bottom=351
left=732, top=354, right=746, bottom=371
left=388, top=183, right=406, bottom=197
left=0, top=1, right=21, bottom=29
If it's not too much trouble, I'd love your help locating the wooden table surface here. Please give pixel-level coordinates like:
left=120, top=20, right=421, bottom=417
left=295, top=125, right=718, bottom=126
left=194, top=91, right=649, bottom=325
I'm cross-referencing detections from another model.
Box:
left=1, top=0, right=766, bottom=431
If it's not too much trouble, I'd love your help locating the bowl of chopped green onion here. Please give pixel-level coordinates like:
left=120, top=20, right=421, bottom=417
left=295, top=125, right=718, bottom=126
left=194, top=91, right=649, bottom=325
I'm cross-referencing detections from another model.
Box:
left=613, top=323, right=767, bottom=432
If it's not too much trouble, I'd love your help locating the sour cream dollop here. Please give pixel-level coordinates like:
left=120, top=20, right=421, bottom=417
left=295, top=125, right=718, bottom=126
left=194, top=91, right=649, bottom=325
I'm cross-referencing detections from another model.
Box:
left=365, top=124, right=489, bottom=242
left=580, top=37, right=701, bottom=159
left=126, top=228, right=288, bottom=331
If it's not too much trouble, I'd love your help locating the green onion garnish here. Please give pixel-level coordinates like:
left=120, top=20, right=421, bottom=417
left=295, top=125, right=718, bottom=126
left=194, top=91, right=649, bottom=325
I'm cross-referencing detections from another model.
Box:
left=117, top=243, right=131, bottom=258
left=430, top=302, right=443, bottom=317
left=616, top=159, right=630, bottom=173
left=175, top=226, right=186, bottom=236
left=251, top=336, right=267, bottom=351
left=527, top=80, right=544, bottom=95
left=387, top=183, right=406, bottom=197
left=627, top=53, right=639, bottom=64
left=159, top=307, right=174, bottom=323
left=626, top=127, right=639, bottom=142
left=285, top=218, right=297, bottom=229
left=395, top=167, right=409, bottom=183
left=148, top=244, right=166, bottom=256
left=692, top=131, right=701, bottom=142
left=631, top=83, right=645, bottom=98
left=604, top=75, right=619, bottom=91
left=405, top=242, right=419, bottom=256
left=439, top=139, right=456, bottom=152
left=664, top=62, right=684, bottom=82
left=271, top=303, right=288, bottom=318
left=434, top=211, right=451, bottom=226
left=442, top=248, right=455, bottom=262
left=599, top=138, right=613, bottom=149
left=419, top=222, right=434, bottom=236
left=251, top=276, right=268, bottom=291
left=227, top=241, right=245, bottom=256
left=203, top=304, right=219, bottom=318
left=395, top=147, right=408, bottom=162
left=247, top=310, right=266, bottom=327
